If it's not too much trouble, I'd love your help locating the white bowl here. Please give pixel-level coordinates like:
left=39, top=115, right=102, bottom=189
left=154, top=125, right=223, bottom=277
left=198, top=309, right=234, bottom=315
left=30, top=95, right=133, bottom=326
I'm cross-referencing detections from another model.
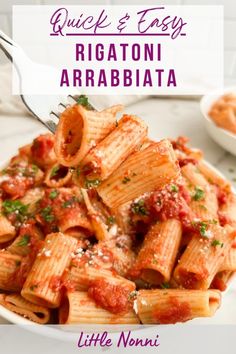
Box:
left=200, top=87, right=236, bottom=156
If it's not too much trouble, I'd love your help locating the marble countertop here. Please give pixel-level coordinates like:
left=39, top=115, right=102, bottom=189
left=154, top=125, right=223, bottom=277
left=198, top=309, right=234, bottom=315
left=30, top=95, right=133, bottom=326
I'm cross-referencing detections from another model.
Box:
left=0, top=96, right=236, bottom=326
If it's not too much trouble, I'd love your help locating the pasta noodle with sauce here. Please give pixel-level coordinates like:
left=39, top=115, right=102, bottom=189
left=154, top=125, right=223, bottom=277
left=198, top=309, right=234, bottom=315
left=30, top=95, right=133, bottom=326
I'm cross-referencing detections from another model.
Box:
left=0, top=100, right=235, bottom=325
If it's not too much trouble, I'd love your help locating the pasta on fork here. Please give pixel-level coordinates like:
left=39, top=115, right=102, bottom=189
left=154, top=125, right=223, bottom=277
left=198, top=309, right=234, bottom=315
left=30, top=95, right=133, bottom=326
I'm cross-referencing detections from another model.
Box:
left=0, top=101, right=235, bottom=325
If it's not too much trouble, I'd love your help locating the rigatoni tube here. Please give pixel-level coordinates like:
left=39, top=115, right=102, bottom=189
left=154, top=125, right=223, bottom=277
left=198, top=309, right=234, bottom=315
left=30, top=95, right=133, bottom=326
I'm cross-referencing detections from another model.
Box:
left=136, top=289, right=221, bottom=324
left=81, top=114, right=147, bottom=180
left=54, top=104, right=123, bottom=166
left=59, top=291, right=139, bottom=324
left=21, top=232, right=78, bottom=308
left=132, top=219, right=182, bottom=285
left=0, top=294, right=50, bottom=324
left=174, top=225, right=235, bottom=289
left=97, top=139, right=180, bottom=209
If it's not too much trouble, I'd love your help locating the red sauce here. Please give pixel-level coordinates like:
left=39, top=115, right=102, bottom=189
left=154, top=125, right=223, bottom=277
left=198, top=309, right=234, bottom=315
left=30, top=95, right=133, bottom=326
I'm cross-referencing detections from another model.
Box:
left=211, top=275, right=227, bottom=291
left=62, top=278, right=76, bottom=293
left=153, top=297, right=192, bottom=324
left=171, top=136, right=192, bottom=153
left=11, top=254, right=34, bottom=288
left=1, top=176, right=33, bottom=199
left=31, top=134, right=55, bottom=168
left=18, top=223, right=43, bottom=254
left=216, top=186, right=228, bottom=205
left=49, top=275, right=62, bottom=292
left=218, top=212, right=230, bottom=227
left=178, top=268, right=209, bottom=289
left=88, top=278, right=132, bottom=314
left=147, top=183, right=193, bottom=231
left=178, top=158, right=197, bottom=167
left=0, top=162, right=41, bottom=199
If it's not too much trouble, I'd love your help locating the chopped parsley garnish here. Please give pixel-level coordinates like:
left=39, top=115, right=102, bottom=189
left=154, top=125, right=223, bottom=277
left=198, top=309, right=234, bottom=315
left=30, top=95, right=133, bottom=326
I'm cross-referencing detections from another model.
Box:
left=152, top=259, right=158, bottom=264
left=192, top=187, right=205, bottom=201
left=85, top=179, right=101, bottom=189
left=107, top=216, right=115, bottom=225
left=2, top=200, right=28, bottom=216
left=131, top=199, right=149, bottom=216
left=49, top=190, right=59, bottom=200
left=3, top=164, right=39, bottom=178
left=15, top=260, right=21, bottom=267
left=62, top=196, right=79, bottom=208
left=76, top=167, right=81, bottom=177
left=199, top=222, right=208, bottom=237
left=31, top=164, right=39, bottom=175
left=50, top=166, right=59, bottom=178
left=160, top=282, right=170, bottom=289
left=76, top=95, right=94, bottom=110
left=171, top=184, right=179, bottom=193
left=122, top=176, right=131, bottom=184
left=211, top=240, right=224, bottom=248
left=20, top=164, right=39, bottom=177
left=40, top=206, right=55, bottom=223
left=192, top=220, right=217, bottom=238
left=17, top=234, right=30, bottom=247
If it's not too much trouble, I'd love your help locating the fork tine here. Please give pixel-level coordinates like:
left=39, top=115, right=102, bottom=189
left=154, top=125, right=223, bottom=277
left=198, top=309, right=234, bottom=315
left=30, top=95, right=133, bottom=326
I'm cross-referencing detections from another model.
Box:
left=50, top=111, right=60, bottom=120
left=58, top=103, right=69, bottom=113
left=44, top=120, right=57, bottom=133
left=67, top=94, right=77, bottom=102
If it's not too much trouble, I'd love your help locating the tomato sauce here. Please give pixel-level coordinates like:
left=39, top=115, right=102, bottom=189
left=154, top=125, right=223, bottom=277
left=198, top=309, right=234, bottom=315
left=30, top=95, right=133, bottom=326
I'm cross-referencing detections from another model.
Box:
left=178, top=158, right=197, bottom=168
left=153, top=297, right=192, bottom=324
left=31, top=134, right=55, bottom=168
left=1, top=177, right=33, bottom=199
left=178, top=268, right=209, bottom=289
left=146, top=183, right=193, bottom=231
left=88, top=278, right=132, bottom=314
left=11, top=254, right=34, bottom=288
left=211, top=275, right=227, bottom=291
left=49, top=276, right=62, bottom=292
left=216, top=186, right=228, bottom=206
left=36, top=188, right=85, bottom=233
left=218, top=212, right=230, bottom=227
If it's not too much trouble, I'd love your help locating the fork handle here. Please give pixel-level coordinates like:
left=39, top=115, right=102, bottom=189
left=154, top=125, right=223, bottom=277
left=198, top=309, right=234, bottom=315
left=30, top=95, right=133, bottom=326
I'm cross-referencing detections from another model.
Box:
left=0, top=30, right=30, bottom=73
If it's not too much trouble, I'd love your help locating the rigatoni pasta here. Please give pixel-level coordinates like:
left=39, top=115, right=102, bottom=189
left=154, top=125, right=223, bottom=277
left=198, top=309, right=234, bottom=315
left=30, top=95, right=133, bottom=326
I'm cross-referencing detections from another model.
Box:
left=0, top=252, right=23, bottom=291
left=81, top=114, right=147, bottom=181
left=54, top=104, right=123, bottom=166
left=0, top=293, right=50, bottom=324
left=131, top=220, right=182, bottom=285
left=136, top=289, right=221, bottom=324
left=21, top=232, right=78, bottom=308
left=0, top=100, right=235, bottom=325
left=0, top=215, right=16, bottom=243
left=59, top=291, right=139, bottom=324
left=174, top=225, right=235, bottom=289
left=97, top=139, right=180, bottom=208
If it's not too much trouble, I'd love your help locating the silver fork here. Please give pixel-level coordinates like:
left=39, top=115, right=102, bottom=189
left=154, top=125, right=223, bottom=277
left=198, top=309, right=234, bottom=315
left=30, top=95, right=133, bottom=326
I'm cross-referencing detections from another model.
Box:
left=0, top=30, right=96, bottom=133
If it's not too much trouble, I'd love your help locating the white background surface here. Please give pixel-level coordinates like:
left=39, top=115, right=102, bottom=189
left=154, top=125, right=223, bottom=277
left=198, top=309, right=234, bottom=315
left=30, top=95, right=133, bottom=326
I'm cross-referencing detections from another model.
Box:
left=0, top=0, right=236, bottom=86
